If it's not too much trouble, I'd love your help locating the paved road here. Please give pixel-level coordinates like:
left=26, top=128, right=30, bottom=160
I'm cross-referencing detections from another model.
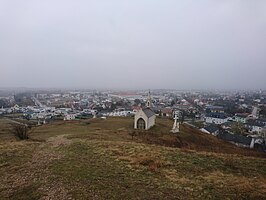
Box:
left=32, top=97, right=46, bottom=107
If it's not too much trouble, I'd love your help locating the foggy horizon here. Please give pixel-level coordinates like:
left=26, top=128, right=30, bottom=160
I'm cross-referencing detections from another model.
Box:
left=1, top=1, right=266, bottom=90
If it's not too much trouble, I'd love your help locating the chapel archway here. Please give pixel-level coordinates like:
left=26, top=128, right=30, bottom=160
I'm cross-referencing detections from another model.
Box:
left=137, top=118, right=146, bottom=130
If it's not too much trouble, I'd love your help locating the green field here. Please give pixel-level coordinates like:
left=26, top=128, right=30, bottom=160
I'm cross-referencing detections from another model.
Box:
left=0, top=117, right=266, bottom=199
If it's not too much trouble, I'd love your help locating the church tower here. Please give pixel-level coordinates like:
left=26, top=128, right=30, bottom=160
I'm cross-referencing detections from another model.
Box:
left=146, top=90, right=152, bottom=108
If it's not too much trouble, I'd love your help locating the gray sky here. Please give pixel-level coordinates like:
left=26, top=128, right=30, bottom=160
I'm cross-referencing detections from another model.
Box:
left=1, top=0, right=266, bottom=90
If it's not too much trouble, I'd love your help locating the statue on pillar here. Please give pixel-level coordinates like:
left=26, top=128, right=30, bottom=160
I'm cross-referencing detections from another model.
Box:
left=171, top=111, right=181, bottom=133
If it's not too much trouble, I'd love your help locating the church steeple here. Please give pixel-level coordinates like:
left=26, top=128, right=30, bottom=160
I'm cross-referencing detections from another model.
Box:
left=146, top=89, right=152, bottom=108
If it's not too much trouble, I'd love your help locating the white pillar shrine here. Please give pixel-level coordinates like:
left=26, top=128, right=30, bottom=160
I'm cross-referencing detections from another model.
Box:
left=171, top=111, right=181, bottom=133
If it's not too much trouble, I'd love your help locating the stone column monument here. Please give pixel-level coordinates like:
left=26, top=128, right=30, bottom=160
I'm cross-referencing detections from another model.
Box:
left=171, top=111, right=181, bottom=133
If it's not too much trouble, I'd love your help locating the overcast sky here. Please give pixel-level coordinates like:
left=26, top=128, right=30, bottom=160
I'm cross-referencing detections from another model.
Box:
left=1, top=0, right=266, bottom=90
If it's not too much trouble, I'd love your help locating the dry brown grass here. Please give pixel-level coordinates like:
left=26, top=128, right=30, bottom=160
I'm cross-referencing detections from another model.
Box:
left=0, top=117, right=266, bottom=199
left=118, top=154, right=165, bottom=172
left=179, top=125, right=265, bottom=157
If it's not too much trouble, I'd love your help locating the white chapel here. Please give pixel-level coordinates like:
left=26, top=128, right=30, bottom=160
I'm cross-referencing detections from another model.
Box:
left=134, top=90, right=156, bottom=130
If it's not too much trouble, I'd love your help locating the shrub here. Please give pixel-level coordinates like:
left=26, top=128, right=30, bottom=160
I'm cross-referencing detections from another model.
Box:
left=10, top=124, right=31, bottom=140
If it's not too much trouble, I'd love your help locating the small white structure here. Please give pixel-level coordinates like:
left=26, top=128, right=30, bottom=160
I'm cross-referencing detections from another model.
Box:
left=171, top=111, right=181, bottom=133
left=134, top=90, right=156, bottom=130
left=134, top=108, right=156, bottom=130
left=64, top=114, right=76, bottom=121
left=91, top=110, right=97, bottom=118
left=250, top=137, right=264, bottom=149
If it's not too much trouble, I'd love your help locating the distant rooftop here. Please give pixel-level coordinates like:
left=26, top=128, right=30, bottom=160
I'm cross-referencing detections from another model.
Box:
left=206, top=106, right=224, bottom=110
left=206, top=112, right=227, bottom=119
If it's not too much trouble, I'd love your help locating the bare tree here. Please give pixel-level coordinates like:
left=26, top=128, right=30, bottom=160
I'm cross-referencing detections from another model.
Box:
left=10, top=123, right=32, bottom=140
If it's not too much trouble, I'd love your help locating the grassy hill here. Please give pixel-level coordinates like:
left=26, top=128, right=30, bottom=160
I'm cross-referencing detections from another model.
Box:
left=0, top=117, right=266, bottom=199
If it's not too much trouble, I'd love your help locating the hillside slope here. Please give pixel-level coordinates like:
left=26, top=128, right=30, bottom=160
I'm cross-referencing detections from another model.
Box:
left=133, top=119, right=264, bottom=157
left=0, top=117, right=265, bottom=199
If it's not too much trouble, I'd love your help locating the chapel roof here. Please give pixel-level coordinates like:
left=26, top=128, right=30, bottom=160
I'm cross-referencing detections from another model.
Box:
left=142, top=108, right=156, bottom=118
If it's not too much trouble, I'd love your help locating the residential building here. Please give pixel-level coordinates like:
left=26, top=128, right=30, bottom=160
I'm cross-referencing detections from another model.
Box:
left=205, top=113, right=228, bottom=124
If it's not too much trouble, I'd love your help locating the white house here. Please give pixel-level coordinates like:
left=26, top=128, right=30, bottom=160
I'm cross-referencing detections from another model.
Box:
left=64, top=114, right=77, bottom=121
left=233, top=113, right=248, bottom=124
left=160, top=107, right=173, bottom=118
left=245, top=120, right=265, bottom=135
left=205, top=113, right=228, bottom=124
